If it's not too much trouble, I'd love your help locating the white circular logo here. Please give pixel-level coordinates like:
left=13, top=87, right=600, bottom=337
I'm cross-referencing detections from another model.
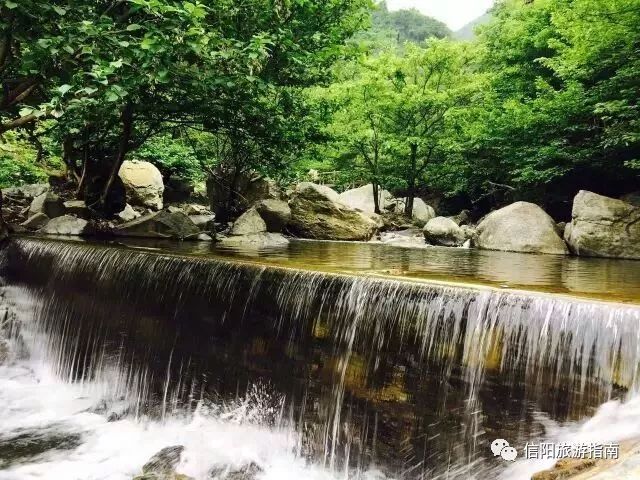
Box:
left=491, top=439, right=518, bottom=462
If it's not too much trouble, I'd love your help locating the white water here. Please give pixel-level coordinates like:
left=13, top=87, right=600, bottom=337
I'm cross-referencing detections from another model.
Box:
left=0, top=344, right=392, bottom=480
left=3, top=347, right=640, bottom=480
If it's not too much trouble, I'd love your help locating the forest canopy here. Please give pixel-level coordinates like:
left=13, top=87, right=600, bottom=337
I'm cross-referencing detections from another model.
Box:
left=1, top=0, right=638, bottom=219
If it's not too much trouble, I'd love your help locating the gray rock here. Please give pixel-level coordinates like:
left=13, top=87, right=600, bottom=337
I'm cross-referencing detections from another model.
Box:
left=196, top=233, right=214, bottom=241
left=118, top=160, right=165, bottom=210
left=209, top=462, right=263, bottom=480
left=21, top=213, right=50, bottom=231
left=565, top=190, right=640, bottom=259
left=2, top=183, right=49, bottom=200
left=411, top=198, right=437, bottom=226
left=449, top=209, right=472, bottom=226
left=115, top=211, right=200, bottom=240
left=230, top=208, right=267, bottom=236
left=288, top=183, right=379, bottom=241
left=142, top=446, right=184, bottom=476
left=375, top=228, right=427, bottom=248
left=63, top=200, right=90, bottom=219
left=189, top=214, right=216, bottom=231
left=423, top=217, right=467, bottom=247
left=255, top=199, right=291, bottom=232
left=117, top=204, right=140, bottom=222
left=219, top=233, right=289, bottom=249
left=476, top=202, right=568, bottom=255
left=40, top=215, right=90, bottom=236
left=29, top=193, right=65, bottom=219
left=184, top=204, right=211, bottom=216
left=338, top=184, right=393, bottom=214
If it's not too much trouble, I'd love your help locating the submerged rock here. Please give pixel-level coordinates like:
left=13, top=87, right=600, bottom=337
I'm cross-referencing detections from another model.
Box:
left=423, top=217, right=467, bottom=247
left=28, top=193, right=65, bottom=219
left=114, top=211, right=200, bottom=240
left=565, top=190, right=640, bottom=260
left=255, top=199, right=291, bottom=232
left=40, top=216, right=91, bottom=236
left=288, top=183, right=379, bottom=241
left=119, top=160, right=165, bottom=210
left=476, top=202, right=569, bottom=255
left=219, top=232, right=289, bottom=249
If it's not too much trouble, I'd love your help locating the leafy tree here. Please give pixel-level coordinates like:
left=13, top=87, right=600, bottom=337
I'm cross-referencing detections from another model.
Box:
left=465, top=0, right=640, bottom=215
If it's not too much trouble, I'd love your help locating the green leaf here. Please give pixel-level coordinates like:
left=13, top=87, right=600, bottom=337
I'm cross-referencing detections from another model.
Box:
left=126, top=24, right=142, bottom=31
left=52, top=5, right=67, bottom=15
left=4, top=0, right=17, bottom=8
left=57, top=84, right=72, bottom=95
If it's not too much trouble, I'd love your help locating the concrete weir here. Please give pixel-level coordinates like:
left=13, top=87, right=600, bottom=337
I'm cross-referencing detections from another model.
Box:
left=1, top=237, right=639, bottom=479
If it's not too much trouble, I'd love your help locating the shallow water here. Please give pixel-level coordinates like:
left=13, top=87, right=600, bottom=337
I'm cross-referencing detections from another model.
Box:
left=1, top=237, right=639, bottom=480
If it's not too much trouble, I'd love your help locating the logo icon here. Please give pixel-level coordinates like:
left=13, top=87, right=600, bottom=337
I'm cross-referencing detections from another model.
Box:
left=491, top=439, right=518, bottom=462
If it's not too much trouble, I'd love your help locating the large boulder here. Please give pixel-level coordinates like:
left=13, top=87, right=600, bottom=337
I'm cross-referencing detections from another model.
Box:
left=115, top=211, right=200, bottom=240
left=118, top=160, right=164, bottom=210
left=255, top=199, right=291, bottom=232
left=476, top=202, right=569, bottom=255
left=230, top=208, right=266, bottom=236
left=423, top=217, right=467, bottom=247
left=40, top=215, right=91, bottom=236
left=29, top=192, right=65, bottom=219
left=411, top=198, right=437, bottom=226
left=244, top=177, right=282, bottom=205
left=338, top=184, right=393, bottom=214
left=564, top=190, right=640, bottom=259
left=288, top=183, right=379, bottom=241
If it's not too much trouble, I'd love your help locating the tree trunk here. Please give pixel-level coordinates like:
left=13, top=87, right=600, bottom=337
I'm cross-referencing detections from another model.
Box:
left=372, top=148, right=381, bottom=214
left=372, top=183, right=380, bottom=215
left=98, top=102, right=133, bottom=209
left=404, top=143, right=418, bottom=218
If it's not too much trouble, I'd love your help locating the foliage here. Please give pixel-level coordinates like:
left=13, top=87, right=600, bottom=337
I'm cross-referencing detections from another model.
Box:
left=310, top=40, right=483, bottom=214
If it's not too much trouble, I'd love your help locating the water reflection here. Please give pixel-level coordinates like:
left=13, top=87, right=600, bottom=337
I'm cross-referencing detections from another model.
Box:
left=110, top=238, right=640, bottom=303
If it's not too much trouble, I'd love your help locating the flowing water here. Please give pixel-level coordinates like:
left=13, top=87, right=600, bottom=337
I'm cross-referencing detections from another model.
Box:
left=0, top=237, right=639, bottom=480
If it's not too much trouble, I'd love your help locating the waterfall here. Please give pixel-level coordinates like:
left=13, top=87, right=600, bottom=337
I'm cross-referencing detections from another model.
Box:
left=1, top=237, right=639, bottom=479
